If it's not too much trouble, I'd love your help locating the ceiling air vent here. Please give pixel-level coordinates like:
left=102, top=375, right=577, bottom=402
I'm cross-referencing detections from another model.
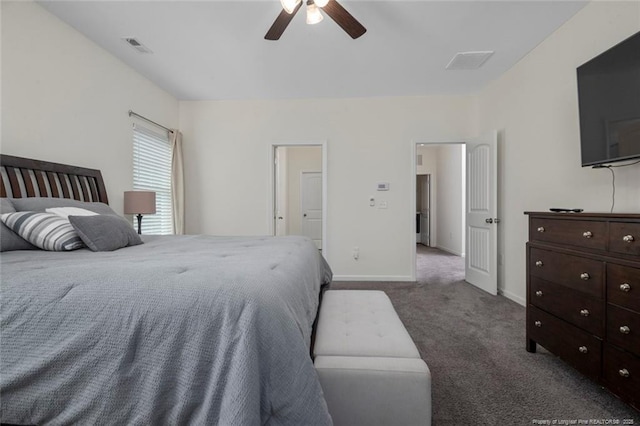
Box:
left=122, top=37, right=153, bottom=54
left=446, top=51, right=494, bottom=70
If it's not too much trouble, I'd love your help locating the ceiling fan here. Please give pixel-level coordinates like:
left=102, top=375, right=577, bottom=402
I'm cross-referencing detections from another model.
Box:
left=265, top=0, right=366, bottom=41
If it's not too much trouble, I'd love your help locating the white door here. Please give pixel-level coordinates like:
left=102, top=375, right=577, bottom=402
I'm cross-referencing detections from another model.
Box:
left=301, top=171, right=322, bottom=249
left=465, top=131, right=498, bottom=295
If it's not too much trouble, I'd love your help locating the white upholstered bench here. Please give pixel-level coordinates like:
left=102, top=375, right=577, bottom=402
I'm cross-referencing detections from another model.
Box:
left=313, top=290, right=432, bottom=426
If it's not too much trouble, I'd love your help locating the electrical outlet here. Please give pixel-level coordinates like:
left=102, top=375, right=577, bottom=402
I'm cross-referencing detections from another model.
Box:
left=352, top=247, right=359, bottom=260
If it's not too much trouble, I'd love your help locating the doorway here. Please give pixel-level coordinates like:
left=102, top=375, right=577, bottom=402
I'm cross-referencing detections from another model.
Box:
left=270, top=142, right=327, bottom=254
left=413, top=142, right=466, bottom=281
left=410, top=133, right=498, bottom=295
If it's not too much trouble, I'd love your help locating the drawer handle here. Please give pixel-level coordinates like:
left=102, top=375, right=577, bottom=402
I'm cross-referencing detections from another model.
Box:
left=623, top=234, right=635, bottom=243
left=619, top=368, right=630, bottom=378
left=580, top=272, right=590, bottom=280
left=620, top=326, right=631, bottom=335
left=580, top=309, right=589, bottom=317
left=535, top=260, right=543, bottom=267
left=578, top=346, right=588, bottom=354
left=534, top=320, right=542, bottom=327
left=535, top=290, right=543, bottom=297
left=620, top=283, right=631, bottom=292
left=582, top=231, right=592, bottom=238
left=537, top=226, right=545, bottom=233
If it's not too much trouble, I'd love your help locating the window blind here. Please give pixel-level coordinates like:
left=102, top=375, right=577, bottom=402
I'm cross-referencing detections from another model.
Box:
left=132, top=124, right=173, bottom=235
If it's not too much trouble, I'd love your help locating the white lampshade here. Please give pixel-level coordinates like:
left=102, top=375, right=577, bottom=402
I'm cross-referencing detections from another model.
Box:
left=280, top=0, right=301, bottom=14
left=306, top=2, right=323, bottom=25
left=315, top=0, right=329, bottom=7
left=124, top=191, right=156, bottom=215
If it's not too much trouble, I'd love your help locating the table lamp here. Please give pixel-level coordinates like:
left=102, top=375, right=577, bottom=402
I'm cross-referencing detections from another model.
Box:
left=124, top=191, right=156, bottom=234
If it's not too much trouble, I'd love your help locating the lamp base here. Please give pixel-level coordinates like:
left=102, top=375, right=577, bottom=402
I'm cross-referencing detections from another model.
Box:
left=136, top=214, right=143, bottom=235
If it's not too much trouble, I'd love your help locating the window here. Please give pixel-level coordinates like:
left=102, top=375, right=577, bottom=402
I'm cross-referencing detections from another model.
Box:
left=132, top=124, right=173, bottom=235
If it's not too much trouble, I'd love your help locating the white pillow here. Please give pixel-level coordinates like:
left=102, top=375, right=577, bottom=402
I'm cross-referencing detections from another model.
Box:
left=45, top=207, right=100, bottom=219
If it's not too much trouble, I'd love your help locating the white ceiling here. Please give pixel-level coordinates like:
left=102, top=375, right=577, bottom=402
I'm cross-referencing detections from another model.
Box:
left=37, top=0, right=588, bottom=101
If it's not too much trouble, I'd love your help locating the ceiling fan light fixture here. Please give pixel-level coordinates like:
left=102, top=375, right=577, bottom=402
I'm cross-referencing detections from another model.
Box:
left=306, top=2, right=324, bottom=25
left=280, top=0, right=301, bottom=14
left=315, top=0, right=329, bottom=7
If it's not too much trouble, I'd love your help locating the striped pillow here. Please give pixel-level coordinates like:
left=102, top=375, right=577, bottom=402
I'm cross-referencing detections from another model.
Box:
left=0, top=212, right=84, bottom=251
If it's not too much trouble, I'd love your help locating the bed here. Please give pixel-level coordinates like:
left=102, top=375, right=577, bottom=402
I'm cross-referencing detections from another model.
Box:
left=0, top=154, right=333, bottom=425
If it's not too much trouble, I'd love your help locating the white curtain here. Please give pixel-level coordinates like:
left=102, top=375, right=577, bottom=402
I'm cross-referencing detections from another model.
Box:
left=170, top=130, right=185, bottom=234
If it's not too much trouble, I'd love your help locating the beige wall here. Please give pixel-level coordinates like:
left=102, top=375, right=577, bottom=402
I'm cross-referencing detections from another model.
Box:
left=434, top=144, right=465, bottom=257
left=477, top=1, right=640, bottom=304
left=179, top=96, right=475, bottom=280
left=1, top=1, right=179, bottom=215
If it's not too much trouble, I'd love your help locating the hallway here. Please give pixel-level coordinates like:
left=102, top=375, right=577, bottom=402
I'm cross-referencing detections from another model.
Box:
left=416, top=244, right=464, bottom=285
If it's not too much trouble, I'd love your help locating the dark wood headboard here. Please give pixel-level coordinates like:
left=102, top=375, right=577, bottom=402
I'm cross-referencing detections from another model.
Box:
left=0, top=154, right=109, bottom=204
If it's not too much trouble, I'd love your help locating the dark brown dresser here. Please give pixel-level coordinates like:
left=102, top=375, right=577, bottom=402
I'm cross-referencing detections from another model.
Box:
left=525, top=212, right=640, bottom=411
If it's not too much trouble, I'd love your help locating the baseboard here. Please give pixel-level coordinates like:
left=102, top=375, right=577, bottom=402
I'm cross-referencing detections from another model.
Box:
left=498, top=288, right=525, bottom=306
left=332, top=275, right=414, bottom=282
left=435, top=245, right=464, bottom=257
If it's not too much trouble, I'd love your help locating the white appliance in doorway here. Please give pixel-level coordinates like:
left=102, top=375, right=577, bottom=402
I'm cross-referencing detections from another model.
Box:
left=417, top=174, right=431, bottom=246
left=300, top=171, right=322, bottom=250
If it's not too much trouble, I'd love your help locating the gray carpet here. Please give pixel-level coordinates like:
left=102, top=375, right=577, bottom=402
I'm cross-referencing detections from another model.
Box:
left=331, top=245, right=638, bottom=425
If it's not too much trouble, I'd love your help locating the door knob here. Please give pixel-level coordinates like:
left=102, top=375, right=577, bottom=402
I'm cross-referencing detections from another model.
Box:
left=485, top=218, right=493, bottom=224
left=278, top=216, right=283, bottom=220
left=303, top=213, right=307, bottom=217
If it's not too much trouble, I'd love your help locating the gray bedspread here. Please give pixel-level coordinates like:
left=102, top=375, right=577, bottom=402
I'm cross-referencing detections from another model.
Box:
left=1, top=235, right=333, bottom=425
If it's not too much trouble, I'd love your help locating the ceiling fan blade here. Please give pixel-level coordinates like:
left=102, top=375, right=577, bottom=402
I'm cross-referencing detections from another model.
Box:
left=320, top=0, right=366, bottom=39
left=265, top=2, right=303, bottom=40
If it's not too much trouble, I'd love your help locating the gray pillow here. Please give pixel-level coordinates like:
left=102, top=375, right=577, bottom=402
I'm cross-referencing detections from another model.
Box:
left=68, top=214, right=143, bottom=252
left=0, top=198, right=37, bottom=251
left=11, top=197, right=117, bottom=215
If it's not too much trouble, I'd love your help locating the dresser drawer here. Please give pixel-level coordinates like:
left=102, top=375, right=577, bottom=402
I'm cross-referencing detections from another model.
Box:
left=528, top=305, right=602, bottom=379
left=530, top=277, right=604, bottom=336
left=607, top=263, right=640, bottom=313
left=609, top=222, right=640, bottom=256
left=529, top=247, right=604, bottom=299
left=603, top=344, right=640, bottom=410
left=530, top=218, right=607, bottom=250
left=607, top=304, right=640, bottom=356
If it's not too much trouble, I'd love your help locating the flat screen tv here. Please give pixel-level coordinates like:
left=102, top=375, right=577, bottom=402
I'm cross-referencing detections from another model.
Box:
left=577, top=31, right=640, bottom=167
